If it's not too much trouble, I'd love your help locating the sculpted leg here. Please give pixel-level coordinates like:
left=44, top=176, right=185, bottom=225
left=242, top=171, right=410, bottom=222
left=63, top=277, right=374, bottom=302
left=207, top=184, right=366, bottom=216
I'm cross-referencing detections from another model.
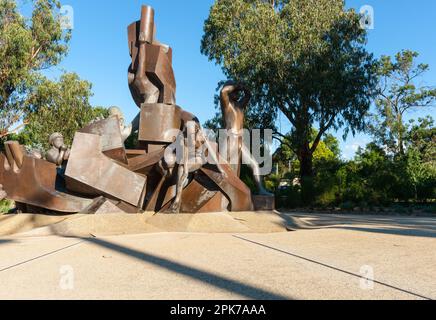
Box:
left=242, top=144, right=272, bottom=196
left=167, top=164, right=188, bottom=214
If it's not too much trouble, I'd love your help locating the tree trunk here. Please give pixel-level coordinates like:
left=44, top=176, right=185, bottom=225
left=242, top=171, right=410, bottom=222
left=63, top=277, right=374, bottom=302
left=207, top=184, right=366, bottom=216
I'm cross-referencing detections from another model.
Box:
left=298, top=142, right=315, bottom=206
left=397, top=112, right=405, bottom=156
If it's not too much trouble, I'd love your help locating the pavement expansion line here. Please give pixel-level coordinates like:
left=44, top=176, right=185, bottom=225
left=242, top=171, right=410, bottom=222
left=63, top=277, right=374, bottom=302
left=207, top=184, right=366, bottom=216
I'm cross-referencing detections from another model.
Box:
left=0, top=241, right=85, bottom=273
left=233, top=235, right=433, bottom=301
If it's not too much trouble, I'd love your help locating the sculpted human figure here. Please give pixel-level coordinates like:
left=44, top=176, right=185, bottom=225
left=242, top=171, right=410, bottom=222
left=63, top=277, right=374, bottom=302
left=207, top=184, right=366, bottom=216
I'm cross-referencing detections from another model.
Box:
left=108, top=107, right=132, bottom=143
left=220, top=81, right=251, bottom=176
left=220, top=81, right=271, bottom=195
left=46, top=133, right=70, bottom=167
left=165, top=120, right=208, bottom=214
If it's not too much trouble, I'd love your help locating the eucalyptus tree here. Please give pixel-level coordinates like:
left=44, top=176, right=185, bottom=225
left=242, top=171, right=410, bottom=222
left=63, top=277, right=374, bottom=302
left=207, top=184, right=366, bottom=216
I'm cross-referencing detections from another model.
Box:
left=201, top=0, right=377, bottom=202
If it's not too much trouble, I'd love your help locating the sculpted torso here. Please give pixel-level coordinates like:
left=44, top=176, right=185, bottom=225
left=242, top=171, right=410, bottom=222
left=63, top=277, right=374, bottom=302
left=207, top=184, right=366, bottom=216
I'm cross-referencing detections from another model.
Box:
left=220, top=83, right=251, bottom=175
left=220, top=82, right=272, bottom=196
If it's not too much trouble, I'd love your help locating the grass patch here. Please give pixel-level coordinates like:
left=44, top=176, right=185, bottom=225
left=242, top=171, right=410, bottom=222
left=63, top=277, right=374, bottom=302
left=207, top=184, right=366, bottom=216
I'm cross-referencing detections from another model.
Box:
left=0, top=199, right=13, bottom=213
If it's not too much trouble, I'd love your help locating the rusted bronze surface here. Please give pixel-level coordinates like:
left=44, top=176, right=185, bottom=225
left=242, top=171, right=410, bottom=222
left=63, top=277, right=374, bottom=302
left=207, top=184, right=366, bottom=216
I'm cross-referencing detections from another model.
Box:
left=4, top=141, right=24, bottom=169
left=158, top=171, right=222, bottom=214
left=65, top=132, right=146, bottom=206
left=79, top=196, right=129, bottom=215
left=201, top=164, right=254, bottom=212
left=79, top=116, right=128, bottom=164
left=138, top=103, right=182, bottom=143
left=0, top=153, right=92, bottom=213
left=128, top=149, right=165, bottom=174
left=128, top=5, right=176, bottom=106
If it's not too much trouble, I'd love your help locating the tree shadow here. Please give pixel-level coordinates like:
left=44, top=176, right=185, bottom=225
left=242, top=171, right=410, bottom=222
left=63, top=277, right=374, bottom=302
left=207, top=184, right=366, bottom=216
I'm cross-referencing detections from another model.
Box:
left=336, top=226, right=436, bottom=238
left=284, top=213, right=436, bottom=239
left=0, top=239, right=16, bottom=245
left=81, top=236, right=292, bottom=300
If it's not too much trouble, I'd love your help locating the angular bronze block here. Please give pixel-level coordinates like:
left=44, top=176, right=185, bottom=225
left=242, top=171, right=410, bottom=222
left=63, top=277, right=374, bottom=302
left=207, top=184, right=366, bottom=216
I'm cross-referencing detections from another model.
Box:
left=65, top=132, right=146, bottom=207
left=128, top=5, right=176, bottom=106
left=79, top=196, right=128, bottom=215
left=0, top=153, right=93, bottom=213
left=201, top=164, right=254, bottom=212
left=138, top=103, right=182, bottom=143
left=79, top=116, right=128, bottom=164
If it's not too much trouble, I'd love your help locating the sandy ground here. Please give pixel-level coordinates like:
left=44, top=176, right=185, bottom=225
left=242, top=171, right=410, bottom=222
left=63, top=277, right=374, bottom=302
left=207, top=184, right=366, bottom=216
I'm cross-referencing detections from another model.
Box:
left=0, top=213, right=435, bottom=300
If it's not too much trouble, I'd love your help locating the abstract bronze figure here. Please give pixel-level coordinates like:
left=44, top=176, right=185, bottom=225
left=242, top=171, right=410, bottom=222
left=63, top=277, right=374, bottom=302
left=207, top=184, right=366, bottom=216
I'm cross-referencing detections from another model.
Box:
left=220, top=82, right=251, bottom=175
left=128, top=5, right=176, bottom=106
left=0, top=150, right=93, bottom=213
left=46, top=133, right=70, bottom=167
left=165, top=121, right=208, bottom=214
left=0, top=5, right=271, bottom=215
left=220, top=82, right=271, bottom=196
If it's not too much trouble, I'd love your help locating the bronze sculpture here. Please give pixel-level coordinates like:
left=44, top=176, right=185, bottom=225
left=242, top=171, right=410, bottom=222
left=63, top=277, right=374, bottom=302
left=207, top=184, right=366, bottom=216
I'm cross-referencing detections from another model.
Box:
left=0, top=5, right=272, bottom=215
left=108, top=107, right=133, bottom=143
left=128, top=5, right=176, bottom=106
left=46, top=133, right=70, bottom=167
left=220, top=82, right=271, bottom=196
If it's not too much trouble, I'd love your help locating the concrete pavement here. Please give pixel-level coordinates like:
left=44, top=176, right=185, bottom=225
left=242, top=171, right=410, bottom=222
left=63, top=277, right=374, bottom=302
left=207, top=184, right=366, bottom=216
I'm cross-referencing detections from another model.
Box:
left=0, top=213, right=435, bottom=300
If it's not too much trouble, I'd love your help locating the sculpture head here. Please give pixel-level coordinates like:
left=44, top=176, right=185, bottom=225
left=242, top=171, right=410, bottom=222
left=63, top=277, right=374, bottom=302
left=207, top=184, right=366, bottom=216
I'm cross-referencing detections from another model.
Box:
left=49, top=133, right=64, bottom=149
left=108, top=106, right=126, bottom=126
left=223, top=80, right=245, bottom=102
left=229, top=90, right=241, bottom=102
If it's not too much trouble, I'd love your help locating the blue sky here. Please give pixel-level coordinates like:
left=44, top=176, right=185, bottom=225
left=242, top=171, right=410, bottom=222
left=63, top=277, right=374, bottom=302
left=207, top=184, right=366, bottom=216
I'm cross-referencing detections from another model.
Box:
left=17, top=0, right=436, bottom=159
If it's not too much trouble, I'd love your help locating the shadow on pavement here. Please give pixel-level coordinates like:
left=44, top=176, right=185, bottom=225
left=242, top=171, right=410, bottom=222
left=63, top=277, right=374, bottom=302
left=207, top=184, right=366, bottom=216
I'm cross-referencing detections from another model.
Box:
left=0, top=239, right=16, bottom=245
left=336, top=226, right=436, bottom=238
left=82, top=236, right=292, bottom=300
left=283, top=213, right=436, bottom=238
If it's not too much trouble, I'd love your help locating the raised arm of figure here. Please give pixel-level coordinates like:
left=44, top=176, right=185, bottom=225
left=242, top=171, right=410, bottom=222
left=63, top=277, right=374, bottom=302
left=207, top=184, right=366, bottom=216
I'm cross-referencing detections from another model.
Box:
left=220, top=83, right=239, bottom=112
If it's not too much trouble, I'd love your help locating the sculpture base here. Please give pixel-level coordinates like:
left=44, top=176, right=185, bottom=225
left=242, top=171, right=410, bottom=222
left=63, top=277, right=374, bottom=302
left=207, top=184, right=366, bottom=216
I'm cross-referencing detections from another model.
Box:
left=253, top=195, right=276, bottom=211
left=1, top=211, right=292, bottom=237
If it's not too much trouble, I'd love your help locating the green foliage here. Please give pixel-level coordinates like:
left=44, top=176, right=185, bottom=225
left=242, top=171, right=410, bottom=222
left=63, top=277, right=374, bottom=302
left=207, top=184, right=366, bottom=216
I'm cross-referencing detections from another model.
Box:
left=0, top=199, right=12, bottom=213
left=407, top=116, right=435, bottom=164
left=271, top=130, right=343, bottom=207
left=202, top=0, right=378, bottom=200
left=333, top=139, right=435, bottom=206
left=17, top=73, right=108, bottom=149
left=124, top=130, right=139, bottom=150
left=276, top=185, right=302, bottom=209
left=203, top=112, right=223, bottom=131
left=0, top=0, right=70, bottom=138
left=271, top=119, right=435, bottom=208
left=240, top=165, right=257, bottom=193
left=371, top=50, right=436, bottom=156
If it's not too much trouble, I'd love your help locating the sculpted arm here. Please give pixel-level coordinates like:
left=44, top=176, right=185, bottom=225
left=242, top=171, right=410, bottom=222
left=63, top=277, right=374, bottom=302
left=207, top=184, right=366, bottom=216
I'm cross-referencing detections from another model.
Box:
left=220, top=84, right=238, bottom=114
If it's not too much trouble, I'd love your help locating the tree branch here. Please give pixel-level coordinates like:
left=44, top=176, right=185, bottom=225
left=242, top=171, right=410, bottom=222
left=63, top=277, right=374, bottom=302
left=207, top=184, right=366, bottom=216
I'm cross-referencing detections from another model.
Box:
left=311, top=115, right=335, bottom=154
